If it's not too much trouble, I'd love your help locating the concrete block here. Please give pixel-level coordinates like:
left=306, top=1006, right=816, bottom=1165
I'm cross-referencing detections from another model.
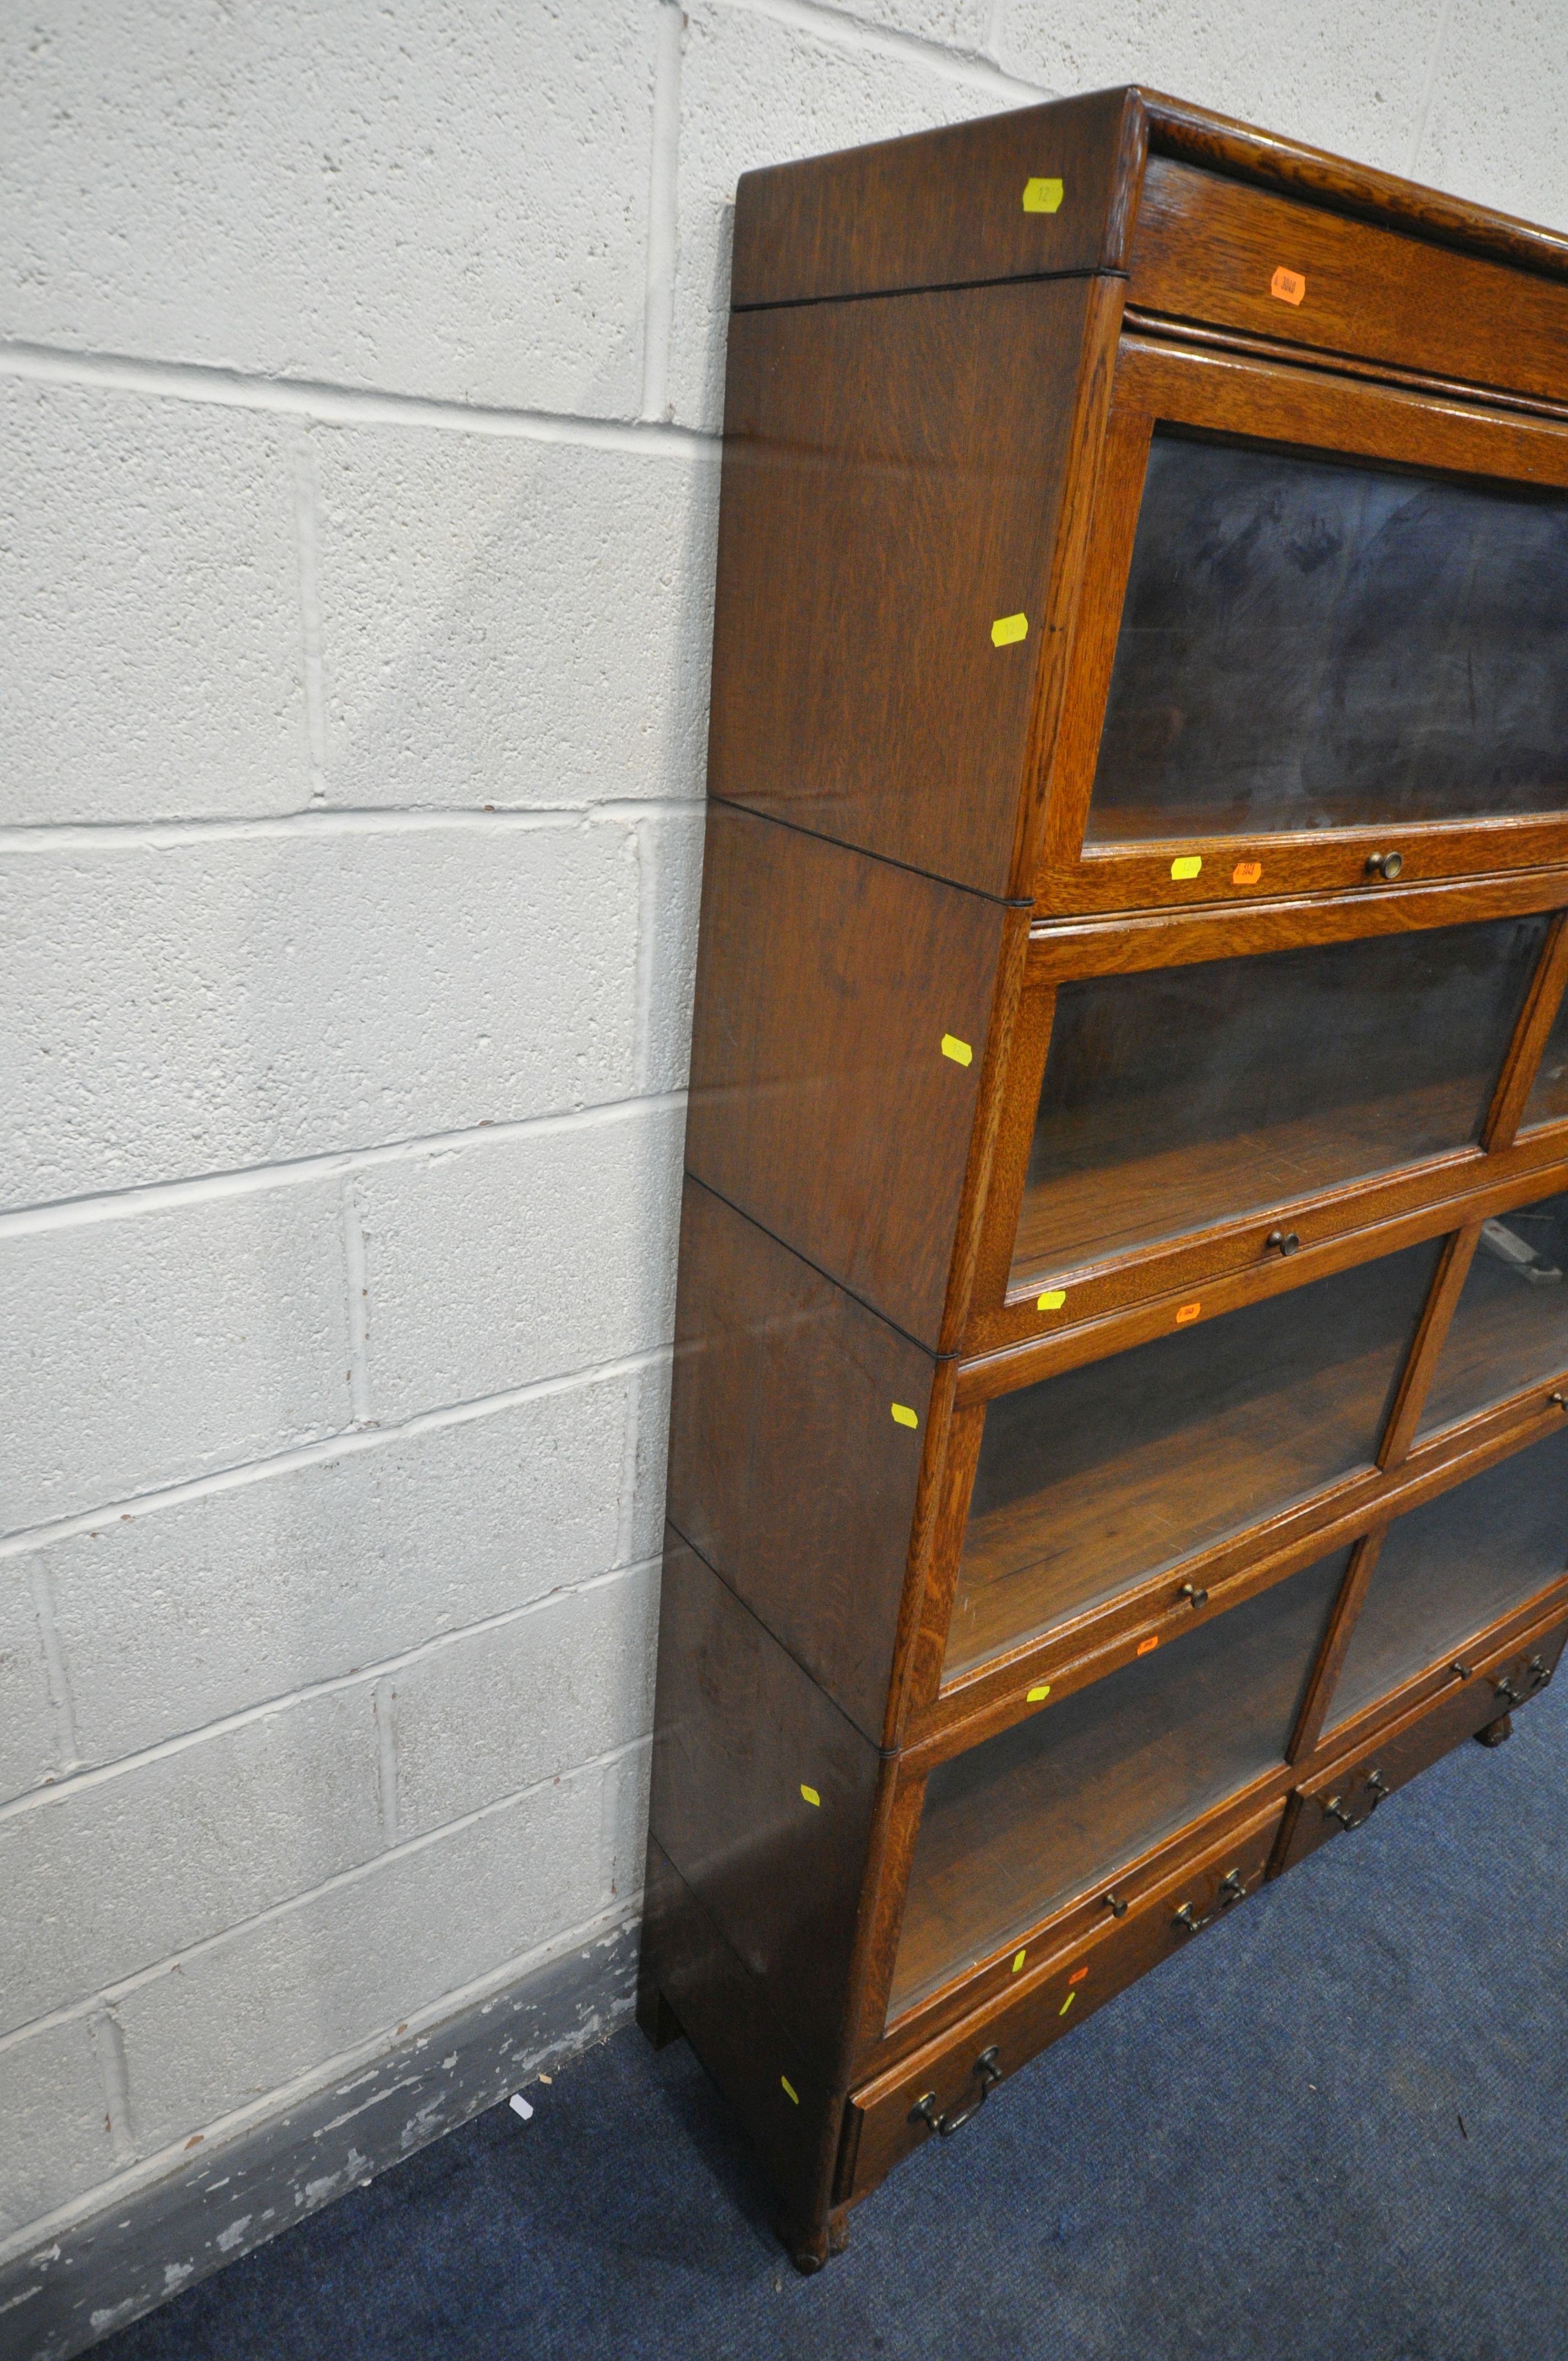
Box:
left=1, top=1184, right=348, bottom=1536
left=850, top=1, right=994, bottom=39
left=0, top=0, right=658, bottom=416
left=600, top=1734, right=652, bottom=1914
left=669, top=2, right=1005, bottom=429
left=5, top=823, right=640, bottom=1209
left=0, top=381, right=311, bottom=826
left=993, top=0, right=1444, bottom=176
left=311, top=426, right=719, bottom=810
left=45, top=1373, right=635, bottom=1768
left=0, top=1687, right=382, bottom=2036
left=114, top=1757, right=617, bottom=2152
left=627, top=1352, right=674, bottom=1569
left=356, top=1102, right=684, bottom=1425
left=0, top=2012, right=118, bottom=2238
left=1416, top=0, right=1568, bottom=231
left=391, top=1562, right=660, bottom=1840
left=636, top=807, right=706, bottom=1097
left=0, top=1566, right=61, bottom=1802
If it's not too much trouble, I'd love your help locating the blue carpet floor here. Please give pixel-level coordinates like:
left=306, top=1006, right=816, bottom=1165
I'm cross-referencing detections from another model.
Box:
left=104, top=1679, right=1568, bottom=2361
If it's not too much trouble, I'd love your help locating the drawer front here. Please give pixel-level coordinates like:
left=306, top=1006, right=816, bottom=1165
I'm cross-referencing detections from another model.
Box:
left=1275, top=1615, right=1568, bottom=1875
left=1129, top=157, right=1568, bottom=406
left=843, top=1803, right=1282, bottom=2203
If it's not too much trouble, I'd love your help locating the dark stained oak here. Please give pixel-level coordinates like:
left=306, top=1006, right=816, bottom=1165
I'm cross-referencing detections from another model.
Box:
left=648, top=1532, right=888, bottom=2081
left=645, top=86, right=1568, bottom=2265
left=730, top=85, right=1144, bottom=307
left=706, top=276, right=1119, bottom=897
left=683, top=804, right=1007, bottom=1349
left=666, top=1178, right=935, bottom=1743
left=1130, top=156, right=1568, bottom=409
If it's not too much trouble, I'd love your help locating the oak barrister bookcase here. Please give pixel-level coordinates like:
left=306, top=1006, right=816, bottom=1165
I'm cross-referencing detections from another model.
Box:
left=637, top=85, right=1568, bottom=2269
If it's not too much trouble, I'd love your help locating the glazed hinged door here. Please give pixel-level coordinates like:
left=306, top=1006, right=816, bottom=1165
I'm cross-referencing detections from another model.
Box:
left=965, top=883, right=1568, bottom=1352
left=1035, top=337, right=1568, bottom=917
left=944, top=1232, right=1442, bottom=1682
left=1413, top=1185, right=1568, bottom=1445
left=886, top=1545, right=1350, bottom=2022
left=1322, top=1423, right=1568, bottom=1738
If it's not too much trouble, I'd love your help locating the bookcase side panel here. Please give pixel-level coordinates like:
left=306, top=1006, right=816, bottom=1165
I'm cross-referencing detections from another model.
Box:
left=666, top=1178, right=935, bottom=1744
left=707, top=275, right=1111, bottom=899
left=648, top=1533, right=885, bottom=2082
left=684, top=805, right=1005, bottom=1348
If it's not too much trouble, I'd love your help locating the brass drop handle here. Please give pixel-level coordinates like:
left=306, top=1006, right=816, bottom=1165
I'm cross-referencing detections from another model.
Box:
left=1525, top=1653, right=1555, bottom=1694
left=1365, top=851, right=1404, bottom=880
left=910, top=2046, right=1001, bottom=2137
left=1551, top=1393, right=1566, bottom=1411
left=1215, top=1868, right=1249, bottom=1908
left=1172, top=1901, right=1214, bottom=1935
left=1266, top=1229, right=1301, bottom=1256
left=1322, top=1767, right=1389, bottom=1831
left=1493, top=1675, right=1525, bottom=1709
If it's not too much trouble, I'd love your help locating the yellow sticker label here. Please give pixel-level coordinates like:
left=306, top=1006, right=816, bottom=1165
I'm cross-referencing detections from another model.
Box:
left=1027, top=1683, right=1052, bottom=1702
left=990, top=612, right=1029, bottom=648
left=1059, top=1990, right=1077, bottom=2016
left=1170, top=855, right=1203, bottom=881
left=1037, top=1288, right=1067, bottom=1312
left=941, top=1033, right=973, bottom=1066
left=781, top=2076, right=799, bottom=2104
left=891, top=1402, right=919, bottom=1429
left=1232, top=860, right=1262, bottom=885
left=1271, top=265, right=1306, bottom=305
left=1175, top=1302, right=1201, bottom=1325
left=1012, top=1949, right=1028, bottom=1973
left=799, top=1784, right=820, bottom=1808
left=1022, top=176, right=1065, bottom=214
left=1136, top=1635, right=1160, bottom=1656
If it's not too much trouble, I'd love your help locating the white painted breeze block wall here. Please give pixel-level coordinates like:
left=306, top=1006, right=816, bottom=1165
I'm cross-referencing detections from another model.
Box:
left=4, top=0, right=1567, bottom=2273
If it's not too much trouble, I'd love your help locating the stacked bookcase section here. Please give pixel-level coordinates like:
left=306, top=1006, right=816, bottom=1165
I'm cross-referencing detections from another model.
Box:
left=638, top=85, right=1568, bottom=2268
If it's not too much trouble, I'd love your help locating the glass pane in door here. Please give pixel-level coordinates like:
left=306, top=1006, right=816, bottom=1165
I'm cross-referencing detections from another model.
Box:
left=891, top=1548, right=1349, bottom=2017
left=948, top=1236, right=1441, bottom=1676
left=1013, top=912, right=1547, bottom=1284
left=1417, top=1190, right=1568, bottom=1437
left=1519, top=989, right=1568, bottom=1130
left=1326, top=1426, right=1568, bottom=1731
left=1087, top=433, right=1568, bottom=843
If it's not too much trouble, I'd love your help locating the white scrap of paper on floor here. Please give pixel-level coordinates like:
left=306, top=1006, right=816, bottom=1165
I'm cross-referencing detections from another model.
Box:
left=509, top=2093, right=534, bottom=2122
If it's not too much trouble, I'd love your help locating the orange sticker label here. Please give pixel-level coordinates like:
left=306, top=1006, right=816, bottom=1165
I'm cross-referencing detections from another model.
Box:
left=1068, top=1965, right=1088, bottom=1985
left=1175, top=1302, right=1201, bottom=1325
left=1271, top=266, right=1306, bottom=305
left=1136, top=1636, right=1160, bottom=1656
left=1232, top=861, right=1262, bottom=885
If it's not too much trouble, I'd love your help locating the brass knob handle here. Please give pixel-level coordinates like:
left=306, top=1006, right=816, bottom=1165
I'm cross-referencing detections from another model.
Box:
left=1102, top=1890, right=1128, bottom=1919
left=1365, top=851, right=1404, bottom=880
left=1266, top=1229, right=1301, bottom=1256
left=1179, top=1581, right=1208, bottom=1609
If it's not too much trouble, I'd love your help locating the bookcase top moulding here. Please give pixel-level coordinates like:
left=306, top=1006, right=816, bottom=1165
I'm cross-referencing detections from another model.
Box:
left=731, top=85, right=1568, bottom=313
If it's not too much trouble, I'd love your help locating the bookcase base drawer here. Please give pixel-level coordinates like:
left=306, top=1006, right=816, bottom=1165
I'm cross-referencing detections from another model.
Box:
left=1275, top=1614, right=1568, bottom=1876
left=841, top=1802, right=1283, bottom=2204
